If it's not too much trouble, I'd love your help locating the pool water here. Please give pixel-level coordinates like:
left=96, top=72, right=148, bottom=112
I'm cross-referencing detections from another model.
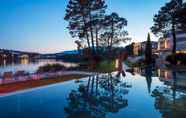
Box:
left=0, top=67, right=186, bottom=118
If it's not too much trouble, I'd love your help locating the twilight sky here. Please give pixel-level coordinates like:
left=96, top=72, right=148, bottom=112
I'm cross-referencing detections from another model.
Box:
left=0, top=0, right=169, bottom=53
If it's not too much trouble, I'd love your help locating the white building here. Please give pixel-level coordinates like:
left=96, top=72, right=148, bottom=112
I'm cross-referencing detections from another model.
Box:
left=158, top=31, right=186, bottom=54
left=156, top=31, right=186, bottom=65
left=166, top=31, right=186, bottom=53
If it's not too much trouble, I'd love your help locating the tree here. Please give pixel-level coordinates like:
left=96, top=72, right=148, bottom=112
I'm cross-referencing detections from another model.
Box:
left=101, top=13, right=130, bottom=52
left=125, top=43, right=134, bottom=56
left=91, top=1, right=107, bottom=51
left=145, top=33, right=152, bottom=65
left=64, top=0, right=91, bottom=49
left=176, top=4, right=186, bottom=30
left=99, top=32, right=111, bottom=48
left=86, top=0, right=107, bottom=53
left=145, top=66, right=152, bottom=93
left=151, top=0, right=183, bottom=58
left=65, top=74, right=130, bottom=118
left=65, top=0, right=130, bottom=56
left=64, top=0, right=107, bottom=54
left=75, top=40, right=83, bottom=54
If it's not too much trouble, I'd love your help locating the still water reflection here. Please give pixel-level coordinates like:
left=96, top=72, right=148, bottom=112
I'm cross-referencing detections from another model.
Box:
left=0, top=66, right=186, bottom=118
left=0, top=59, right=78, bottom=73
left=65, top=74, right=130, bottom=118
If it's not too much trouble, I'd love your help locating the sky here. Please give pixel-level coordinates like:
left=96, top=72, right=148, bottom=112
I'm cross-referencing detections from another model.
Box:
left=0, top=0, right=170, bottom=53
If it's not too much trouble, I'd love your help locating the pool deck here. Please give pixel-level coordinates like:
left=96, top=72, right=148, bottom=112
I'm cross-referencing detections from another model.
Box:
left=0, top=71, right=94, bottom=85
left=0, top=71, right=95, bottom=96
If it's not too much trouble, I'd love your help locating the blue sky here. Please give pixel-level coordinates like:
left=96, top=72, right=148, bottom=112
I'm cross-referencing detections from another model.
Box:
left=0, top=0, right=169, bottom=53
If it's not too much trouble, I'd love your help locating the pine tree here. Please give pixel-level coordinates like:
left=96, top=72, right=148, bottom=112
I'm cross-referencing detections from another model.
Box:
left=145, top=33, right=152, bottom=65
left=177, top=4, right=186, bottom=30
left=64, top=0, right=90, bottom=48
left=151, top=0, right=183, bottom=58
left=101, top=12, right=130, bottom=51
left=64, top=0, right=107, bottom=54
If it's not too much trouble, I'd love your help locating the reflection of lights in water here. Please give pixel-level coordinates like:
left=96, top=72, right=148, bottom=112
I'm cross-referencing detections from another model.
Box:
left=164, top=71, right=168, bottom=80
left=115, top=59, right=119, bottom=68
left=158, top=69, right=172, bottom=80
left=0, top=59, right=78, bottom=73
left=3, top=59, right=6, bottom=67
left=158, top=69, right=161, bottom=77
left=3, top=54, right=7, bottom=58
left=159, top=69, right=166, bottom=78
left=11, top=61, right=15, bottom=66
left=20, top=58, right=29, bottom=65
left=134, top=67, right=141, bottom=74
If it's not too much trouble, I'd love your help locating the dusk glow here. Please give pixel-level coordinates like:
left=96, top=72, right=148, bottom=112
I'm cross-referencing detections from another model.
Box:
left=0, top=1, right=186, bottom=118
left=1, top=0, right=167, bottom=53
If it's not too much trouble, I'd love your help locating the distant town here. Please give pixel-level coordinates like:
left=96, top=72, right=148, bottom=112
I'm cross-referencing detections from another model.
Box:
left=1, top=29, right=186, bottom=64
left=0, top=49, right=40, bottom=60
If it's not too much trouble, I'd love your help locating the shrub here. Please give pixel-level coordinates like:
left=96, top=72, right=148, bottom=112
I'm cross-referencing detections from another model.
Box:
left=37, top=64, right=66, bottom=73
left=166, top=53, right=186, bottom=65
left=95, top=60, right=116, bottom=73
left=166, top=54, right=177, bottom=64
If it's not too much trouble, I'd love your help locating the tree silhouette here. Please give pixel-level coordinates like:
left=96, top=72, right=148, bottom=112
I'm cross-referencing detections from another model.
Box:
left=144, top=66, right=152, bottom=93
left=151, top=0, right=183, bottom=62
left=176, top=4, right=186, bottom=30
left=64, top=0, right=131, bottom=56
left=102, top=13, right=130, bottom=52
left=75, top=40, right=83, bottom=54
left=145, top=33, right=152, bottom=65
left=64, top=0, right=107, bottom=54
left=64, top=74, right=131, bottom=118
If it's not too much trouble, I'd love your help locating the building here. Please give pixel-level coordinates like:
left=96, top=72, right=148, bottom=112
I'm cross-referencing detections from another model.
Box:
left=132, top=42, right=141, bottom=56
left=130, top=41, right=158, bottom=56
left=158, top=31, right=186, bottom=53
left=141, top=41, right=158, bottom=54
left=171, top=31, right=186, bottom=53
left=157, top=37, right=172, bottom=60
left=157, top=38, right=171, bottom=51
left=157, top=31, right=186, bottom=60
left=0, top=49, right=40, bottom=61
left=158, top=68, right=186, bottom=90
